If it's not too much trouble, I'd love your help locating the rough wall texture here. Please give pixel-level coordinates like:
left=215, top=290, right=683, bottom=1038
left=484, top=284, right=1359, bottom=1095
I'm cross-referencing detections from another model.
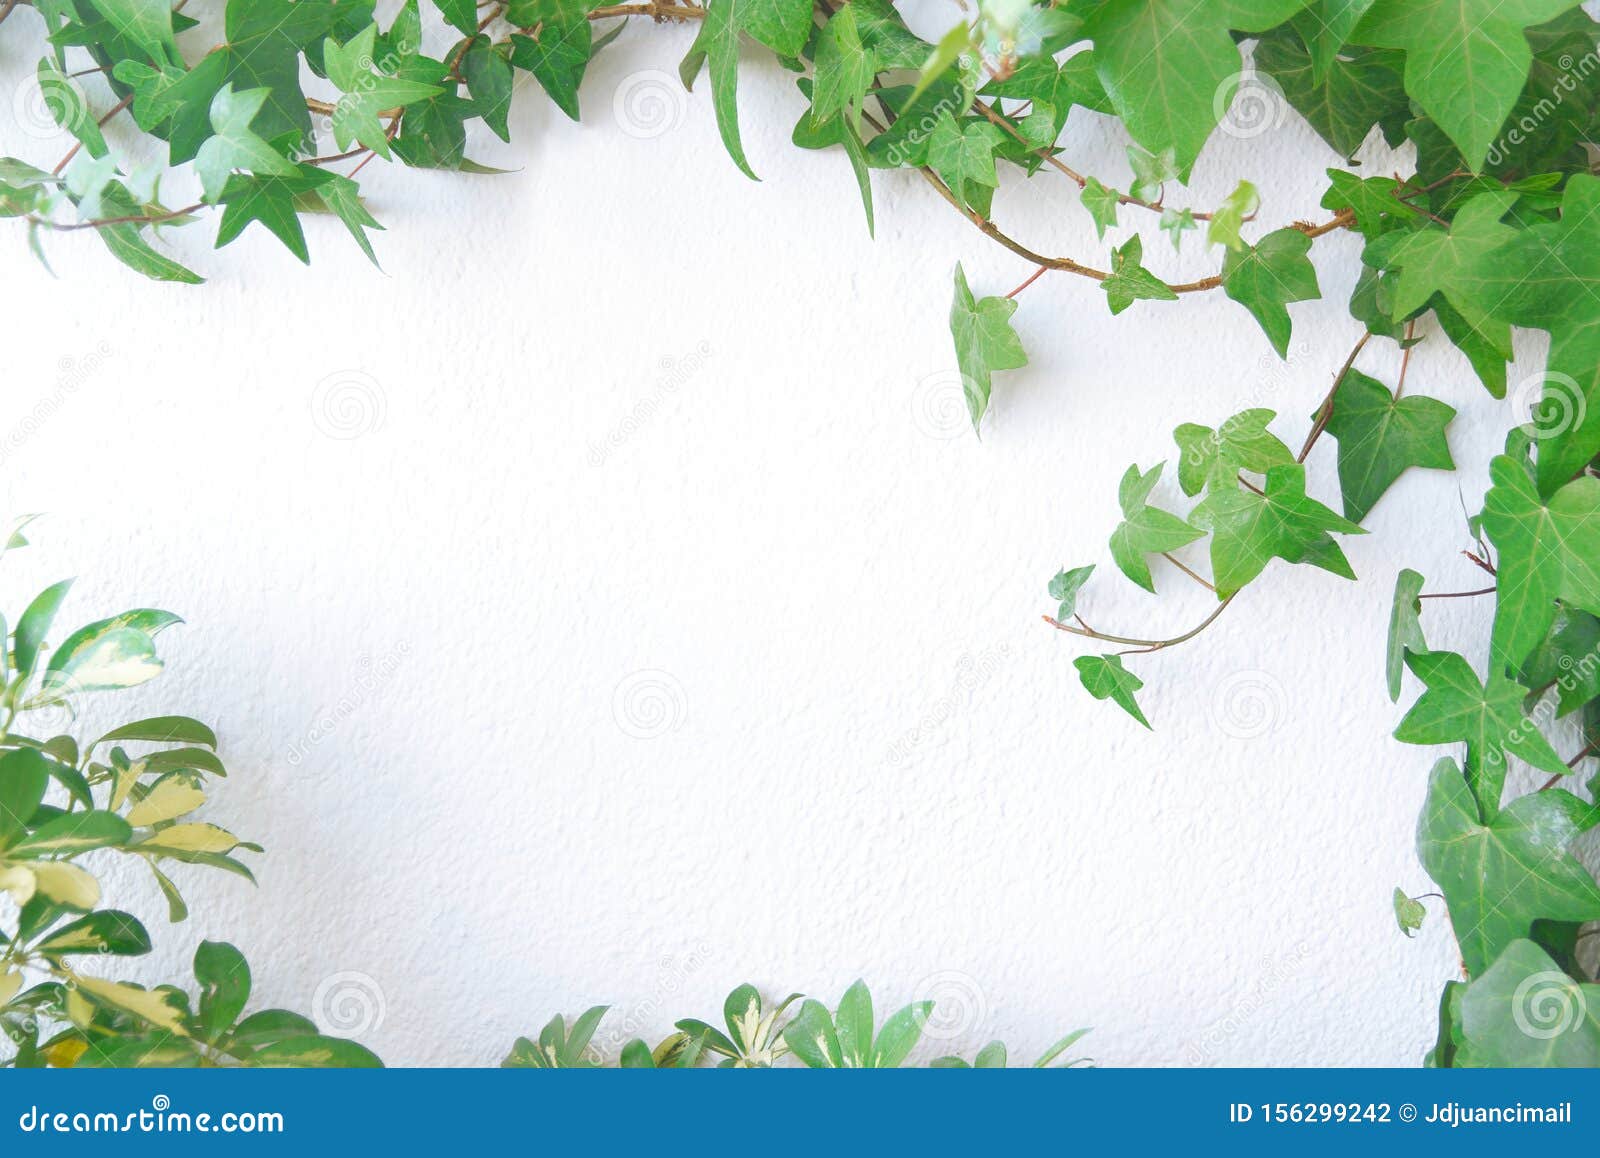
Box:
left=5, top=5, right=1554, bottom=1067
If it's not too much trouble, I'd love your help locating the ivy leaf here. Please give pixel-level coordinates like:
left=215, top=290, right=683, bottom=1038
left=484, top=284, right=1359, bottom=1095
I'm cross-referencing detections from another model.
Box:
left=312, top=173, right=383, bottom=267
left=1173, top=408, right=1293, bottom=496
left=1457, top=940, right=1600, bottom=1066
left=1322, top=369, right=1455, bottom=522
left=812, top=6, right=876, bottom=130
left=1378, top=190, right=1519, bottom=334
left=738, top=0, right=813, bottom=57
left=1392, top=887, right=1426, bottom=937
left=1206, top=180, right=1258, bottom=251
left=462, top=38, right=514, bottom=142
left=681, top=0, right=754, bottom=179
left=1159, top=207, right=1195, bottom=249
left=949, top=263, right=1027, bottom=432
left=1125, top=145, right=1175, bottom=202
left=1417, top=759, right=1600, bottom=975
left=1073, top=654, right=1150, bottom=729
left=1081, top=0, right=1310, bottom=174
left=1479, top=455, right=1600, bottom=669
left=1350, top=0, right=1586, bottom=170
left=927, top=114, right=1003, bottom=211
left=1474, top=175, right=1600, bottom=491
left=1397, top=650, right=1569, bottom=817
left=215, top=170, right=329, bottom=263
left=1522, top=607, right=1600, bottom=717
left=1048, top=564, right=1095, bottom=620
left=1254, top=29, right=1406, bottom=159
left=434, top=0, right=479, bottom=36
left=1189, top=463, right=1365, bottom=598
left=509, top=3, right=594, bottom=122
left=1386, top=567, right=1426, bottom=702
left=87, top=0, right=178, bottom=65
left=1102, top=235, right=1176, bottom=315
left=1221, top=227, right=1320, bottom=357
left=1107, top=463, right=1203, bottom=592
left=1319, top=169, right=1421, bottom=242
left=1291, top=0, right=1377, bottom=81
left=1080, top=177, right=1120, bottom=239
left=193, top=85, right=299, bottom=204
left=217, top=0, right=345, bottom=146
left=324, top=26, right=444, bottom=157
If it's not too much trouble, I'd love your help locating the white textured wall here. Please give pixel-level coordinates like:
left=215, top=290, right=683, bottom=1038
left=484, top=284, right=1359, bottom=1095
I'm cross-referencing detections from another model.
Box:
left=4, top=5, right=1555, bottom=1067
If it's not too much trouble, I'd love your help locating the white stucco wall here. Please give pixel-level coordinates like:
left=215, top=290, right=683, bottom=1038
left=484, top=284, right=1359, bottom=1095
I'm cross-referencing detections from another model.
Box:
left=3, top=4, right=1563, bottom=1066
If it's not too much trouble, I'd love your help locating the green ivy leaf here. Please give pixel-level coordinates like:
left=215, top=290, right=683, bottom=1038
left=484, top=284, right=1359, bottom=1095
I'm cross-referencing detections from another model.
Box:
left=1480, top=455, right=1600, bottom=670
left=1322, top=369, right=1455, bottom=522
left=1125, top=144, right=1176, bottom=202
left=1376, top=190, right=1519, bottom=338
left=510, top=4, right=594, bottom=123
left=1173, top=409, right=1293, bottom=496
left=812, top=6, right=876, bottom=131
left=1102, top=234, right=1176, bottom=315
left=949, top=262, right=1028, bottom=432
left=1080, top=177, right=1121, bottom=239
left=681, top=0, right=754, bottom=178
left=1392, top=887, right=1426, bottom=937
left=1221, top=228, right=1320, bottom=357
left=1158, top=207, right=1196, bottom=249
left=1457, top=940, right=1600, bottom=1066
left=1397, top=650, right=1570, bottom=817
left=1081, top=0, right=1309, bottom=174
left=927, top=114, right=1004, bottom=212
left=1385, top=567, right=1426, bottom=702
left=324, top=26, right=444, bottom=157
left=1255, top=29, right=1406, bottom=159
left=1417, top=759, right=1600, bottom=975
left=1073, top=654, right=1150, bottom=729
left=1189, top=463, right=1365, bottom=597
left=1108, top=463, right=1203, bottom=592
left=87, top=0, right=178, bottom=64
left=1291, top=0, right=1377, bottom=81
left=193, top=85, right=299, bottom=204
left=1048, top=564, right=1095, bottom=620
left=1351, top=0, right=1586, bottom=169
left=1206, top=180, right=1258, bottom=250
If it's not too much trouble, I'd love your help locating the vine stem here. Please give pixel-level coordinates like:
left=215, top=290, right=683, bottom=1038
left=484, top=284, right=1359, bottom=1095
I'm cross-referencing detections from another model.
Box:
left=1298, top=331, right=1373, bottom=462
left=1044, top=593, right=1236, bottom=655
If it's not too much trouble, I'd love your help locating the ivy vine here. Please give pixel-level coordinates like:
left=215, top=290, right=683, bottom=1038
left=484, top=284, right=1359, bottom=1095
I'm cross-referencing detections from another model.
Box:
left=4, top=0, right=1600, bottom=1065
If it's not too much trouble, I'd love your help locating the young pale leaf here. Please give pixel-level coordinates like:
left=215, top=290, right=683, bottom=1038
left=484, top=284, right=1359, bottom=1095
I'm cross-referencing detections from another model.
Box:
left=1080, top=177, right=1120, bottom=239
left=193, top=85, right=299, bottom=203
left=1107, top=462, right=1203, bottom=593
left=1206, top=180, right=1259, bottom=250
left=1173, top=409, right=1293, bottom=496
left=1101, top=235, right=1176, bottom=315
left=1048, top=564, right=1095, bottom=620
left=1392, top=887, right=1426, bottom=937
left=949, top=263, right=1028, bottom=432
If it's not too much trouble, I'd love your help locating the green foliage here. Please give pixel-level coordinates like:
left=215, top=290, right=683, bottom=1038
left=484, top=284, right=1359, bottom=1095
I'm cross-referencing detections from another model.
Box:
left=9, top=0, right=1600, bottom=1070
left=506, top=981, right=1088, bottom=1068
left=0, top=527, right=378, bottom=1069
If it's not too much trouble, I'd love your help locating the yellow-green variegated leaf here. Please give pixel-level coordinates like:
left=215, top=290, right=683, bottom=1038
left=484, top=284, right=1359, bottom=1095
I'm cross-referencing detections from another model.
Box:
left=125, top=779, right=205, bottom=827
left=0, top=865, right=36, bottom=905
left=71, top=974, right=190, bottom=1035
left=30, top=861, right=100, bottom=909
left=143, top=822, right=240, bottom=854
left=32, top=620, right=170, bottom=703
left=0, top=970, right=22, bottom=1007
